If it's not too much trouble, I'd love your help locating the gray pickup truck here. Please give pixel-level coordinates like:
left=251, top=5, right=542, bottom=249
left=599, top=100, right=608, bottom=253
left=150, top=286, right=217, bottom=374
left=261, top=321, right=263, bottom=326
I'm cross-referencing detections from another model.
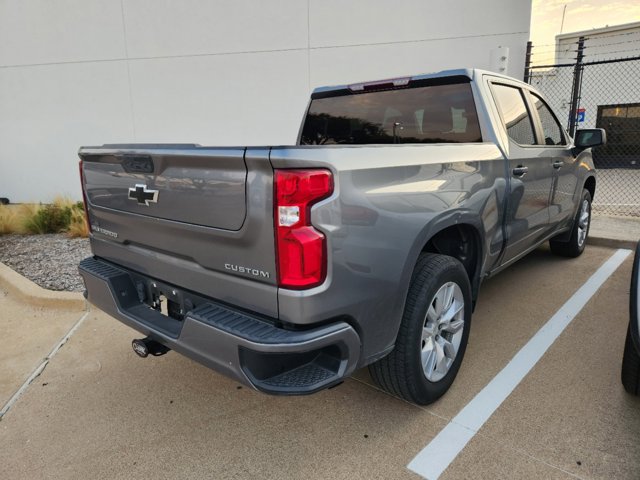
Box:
left=78, top=68, right=605, bottom=405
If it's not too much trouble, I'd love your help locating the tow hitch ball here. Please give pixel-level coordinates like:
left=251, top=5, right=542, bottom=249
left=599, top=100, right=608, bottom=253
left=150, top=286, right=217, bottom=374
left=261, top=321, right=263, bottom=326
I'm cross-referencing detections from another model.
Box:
left=131, top=337, right=170, bottom=358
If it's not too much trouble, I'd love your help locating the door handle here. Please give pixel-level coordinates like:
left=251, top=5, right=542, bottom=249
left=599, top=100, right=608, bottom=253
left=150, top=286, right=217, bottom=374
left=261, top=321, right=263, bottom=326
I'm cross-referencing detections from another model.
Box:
left=512, top=166, right=529, bottom=177
left=552, top=160, right=563, bottom=169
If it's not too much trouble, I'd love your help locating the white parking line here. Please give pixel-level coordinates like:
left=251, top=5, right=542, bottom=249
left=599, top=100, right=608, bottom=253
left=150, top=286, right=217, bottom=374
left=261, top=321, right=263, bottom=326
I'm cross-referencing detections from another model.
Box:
left=408, top=248, right=632, bottom=479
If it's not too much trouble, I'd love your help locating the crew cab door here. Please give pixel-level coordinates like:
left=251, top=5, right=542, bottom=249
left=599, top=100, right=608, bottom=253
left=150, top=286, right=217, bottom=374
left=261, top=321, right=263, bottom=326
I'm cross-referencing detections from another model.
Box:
left=527, top=91, right=578, bottom=230
left=489, top=82, right=555, bottom=263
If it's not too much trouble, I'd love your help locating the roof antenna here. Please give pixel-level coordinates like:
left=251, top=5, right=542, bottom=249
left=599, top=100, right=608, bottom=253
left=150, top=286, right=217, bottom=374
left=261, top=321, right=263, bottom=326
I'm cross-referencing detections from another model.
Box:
left=560, top=4, right=567, bottom=34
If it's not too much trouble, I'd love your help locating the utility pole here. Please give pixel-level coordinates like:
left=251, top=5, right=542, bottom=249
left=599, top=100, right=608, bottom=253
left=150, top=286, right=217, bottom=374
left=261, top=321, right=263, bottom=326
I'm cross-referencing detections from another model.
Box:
left=523, top=41, right=533, bottom=83
left=568, top=36, right=585, bottom=137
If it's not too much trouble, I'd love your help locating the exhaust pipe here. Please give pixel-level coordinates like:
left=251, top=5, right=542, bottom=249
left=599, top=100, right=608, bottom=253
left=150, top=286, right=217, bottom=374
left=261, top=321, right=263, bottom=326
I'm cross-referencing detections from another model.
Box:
left=132, top=337, right=170, bottom=358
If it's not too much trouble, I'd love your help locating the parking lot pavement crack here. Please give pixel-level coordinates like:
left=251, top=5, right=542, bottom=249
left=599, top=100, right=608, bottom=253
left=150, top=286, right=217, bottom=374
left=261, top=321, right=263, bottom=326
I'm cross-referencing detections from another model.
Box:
left=349, top=376, right=452, bottom=423
left=0, top=310, right=90, bottom=419
left=471, top=430, right=588, bottom=480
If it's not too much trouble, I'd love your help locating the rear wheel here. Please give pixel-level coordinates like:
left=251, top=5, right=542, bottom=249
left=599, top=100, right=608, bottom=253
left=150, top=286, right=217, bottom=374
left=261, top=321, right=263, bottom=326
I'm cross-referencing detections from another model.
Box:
left=369, top=253, right=472, bottom=405
left=550, top=188, right=591, bottom=258
left=621, top=325, right=640, bottom=395
left=621, top=241, right=640, bottom=395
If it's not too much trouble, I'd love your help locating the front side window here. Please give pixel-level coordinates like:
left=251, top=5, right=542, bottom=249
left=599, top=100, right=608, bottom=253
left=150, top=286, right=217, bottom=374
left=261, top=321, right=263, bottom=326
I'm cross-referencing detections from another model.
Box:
left=532, top=93, right=566, bottom=146
left=300, top=82, right=482, bottom=145
left=491, top=84, right=536, bottom=146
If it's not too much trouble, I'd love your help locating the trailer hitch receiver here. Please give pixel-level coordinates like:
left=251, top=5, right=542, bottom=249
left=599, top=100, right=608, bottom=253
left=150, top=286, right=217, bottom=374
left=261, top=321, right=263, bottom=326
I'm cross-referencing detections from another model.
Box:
left=132, top=337, right=170, bottom=358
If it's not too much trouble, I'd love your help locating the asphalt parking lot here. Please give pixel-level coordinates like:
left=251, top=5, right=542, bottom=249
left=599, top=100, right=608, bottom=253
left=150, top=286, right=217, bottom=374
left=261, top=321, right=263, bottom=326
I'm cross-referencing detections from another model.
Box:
left=1, top=244, right=639, bottom=479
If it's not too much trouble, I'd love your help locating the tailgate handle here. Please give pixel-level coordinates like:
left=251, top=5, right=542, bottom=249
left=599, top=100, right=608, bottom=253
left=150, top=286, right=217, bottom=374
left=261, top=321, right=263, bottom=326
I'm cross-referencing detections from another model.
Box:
left=121, top=155, right=154, bottom=174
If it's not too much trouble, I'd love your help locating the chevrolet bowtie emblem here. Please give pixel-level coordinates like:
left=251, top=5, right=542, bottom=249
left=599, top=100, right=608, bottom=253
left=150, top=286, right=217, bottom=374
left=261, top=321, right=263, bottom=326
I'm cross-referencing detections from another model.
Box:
left=128, top=184, right=159, bottom=206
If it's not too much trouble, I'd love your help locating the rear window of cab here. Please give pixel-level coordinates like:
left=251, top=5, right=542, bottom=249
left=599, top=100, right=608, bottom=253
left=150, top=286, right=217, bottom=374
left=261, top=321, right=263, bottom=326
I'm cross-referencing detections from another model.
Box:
left=300, top=81, right=482, bottom=145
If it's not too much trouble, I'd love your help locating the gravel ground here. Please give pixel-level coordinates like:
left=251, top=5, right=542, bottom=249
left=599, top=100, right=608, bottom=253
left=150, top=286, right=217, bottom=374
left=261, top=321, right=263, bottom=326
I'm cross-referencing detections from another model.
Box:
left=0, top=234, right=90, bottom=292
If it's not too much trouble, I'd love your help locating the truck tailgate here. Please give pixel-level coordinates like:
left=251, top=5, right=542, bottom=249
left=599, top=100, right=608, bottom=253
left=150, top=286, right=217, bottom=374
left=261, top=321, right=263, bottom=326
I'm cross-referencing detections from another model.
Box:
left=79, top=145, right=278, bottom=317
left=83, top=146, right=247, bottom=229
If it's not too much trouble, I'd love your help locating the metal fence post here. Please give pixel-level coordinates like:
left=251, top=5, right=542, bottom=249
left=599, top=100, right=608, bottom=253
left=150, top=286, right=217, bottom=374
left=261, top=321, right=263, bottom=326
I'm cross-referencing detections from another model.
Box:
left=523, top=41, right=532, bottom=83
left=568, top=36, right=585, bottom=137
left=527, top=41, right=640, bottom=217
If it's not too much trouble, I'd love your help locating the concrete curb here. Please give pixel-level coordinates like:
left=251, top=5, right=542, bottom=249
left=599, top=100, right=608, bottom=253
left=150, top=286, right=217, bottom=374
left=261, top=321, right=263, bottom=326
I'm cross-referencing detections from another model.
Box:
left=589, top=215, right=640, bottom=251
left=588, top=236, right=639, bottom=250
left=0, top=262, right=87, bottom=310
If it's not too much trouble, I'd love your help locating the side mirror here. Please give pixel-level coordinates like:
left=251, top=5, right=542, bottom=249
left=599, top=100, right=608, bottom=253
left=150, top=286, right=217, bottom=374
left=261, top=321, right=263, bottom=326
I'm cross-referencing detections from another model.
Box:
left=575, top=128, right=606, bottom=149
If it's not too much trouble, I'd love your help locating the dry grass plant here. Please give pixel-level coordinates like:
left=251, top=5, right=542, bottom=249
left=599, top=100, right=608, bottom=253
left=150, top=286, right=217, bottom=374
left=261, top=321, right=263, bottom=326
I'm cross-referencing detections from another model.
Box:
left=0, top=198, right=88, bottom=238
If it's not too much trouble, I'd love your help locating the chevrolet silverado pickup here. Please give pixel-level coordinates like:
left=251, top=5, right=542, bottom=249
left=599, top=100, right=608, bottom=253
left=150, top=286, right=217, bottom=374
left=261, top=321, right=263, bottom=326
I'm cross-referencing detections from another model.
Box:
left=78, top=69, right=605, bottom=405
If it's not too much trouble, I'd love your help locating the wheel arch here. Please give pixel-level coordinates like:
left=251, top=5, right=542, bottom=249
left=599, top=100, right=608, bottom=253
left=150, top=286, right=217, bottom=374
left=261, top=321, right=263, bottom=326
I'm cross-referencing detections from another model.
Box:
left=420, top=222, right=484, bottom=305
left=584, top=175, right=596, bottom=201
left=400, top=213, right=486, bottom=310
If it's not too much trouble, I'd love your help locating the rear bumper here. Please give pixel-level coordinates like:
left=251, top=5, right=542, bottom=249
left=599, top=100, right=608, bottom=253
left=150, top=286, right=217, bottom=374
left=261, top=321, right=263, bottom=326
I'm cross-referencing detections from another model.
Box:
left=78, top=257, right=360, bottom=394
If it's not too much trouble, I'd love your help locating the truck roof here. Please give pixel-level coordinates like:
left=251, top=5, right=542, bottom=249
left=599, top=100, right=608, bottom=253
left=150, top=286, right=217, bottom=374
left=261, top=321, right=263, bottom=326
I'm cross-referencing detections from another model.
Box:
left=311, top=68, right=524, bottom=96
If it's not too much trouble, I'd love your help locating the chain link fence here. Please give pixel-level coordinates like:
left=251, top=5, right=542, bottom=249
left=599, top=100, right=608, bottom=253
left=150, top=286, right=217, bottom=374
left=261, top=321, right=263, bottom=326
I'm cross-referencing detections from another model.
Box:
left=527, top=37, right=640, bottom=217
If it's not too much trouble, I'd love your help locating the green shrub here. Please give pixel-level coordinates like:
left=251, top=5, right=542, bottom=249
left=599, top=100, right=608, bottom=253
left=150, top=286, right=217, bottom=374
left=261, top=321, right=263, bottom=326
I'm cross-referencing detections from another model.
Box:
left=0, top=197, right=87, bottom=236
left=24, top=204, right=72, bottom=234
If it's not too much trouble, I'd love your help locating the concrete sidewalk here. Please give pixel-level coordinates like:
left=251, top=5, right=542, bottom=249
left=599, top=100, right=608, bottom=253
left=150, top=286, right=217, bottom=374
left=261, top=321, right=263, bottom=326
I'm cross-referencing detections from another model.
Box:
left=0, top=287, right=86, bottom=415
left=589, top=214, right=640, bottom=249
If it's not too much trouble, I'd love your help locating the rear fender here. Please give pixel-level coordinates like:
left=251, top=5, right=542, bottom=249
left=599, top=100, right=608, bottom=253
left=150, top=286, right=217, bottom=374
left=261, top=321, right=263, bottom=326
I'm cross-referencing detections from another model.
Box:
left=397, top=211, right=486, bottom=315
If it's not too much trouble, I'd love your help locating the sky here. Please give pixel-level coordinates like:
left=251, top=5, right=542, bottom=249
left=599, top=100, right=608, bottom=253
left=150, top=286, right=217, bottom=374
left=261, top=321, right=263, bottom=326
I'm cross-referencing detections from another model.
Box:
left=530, top=0, right=640, bottom=64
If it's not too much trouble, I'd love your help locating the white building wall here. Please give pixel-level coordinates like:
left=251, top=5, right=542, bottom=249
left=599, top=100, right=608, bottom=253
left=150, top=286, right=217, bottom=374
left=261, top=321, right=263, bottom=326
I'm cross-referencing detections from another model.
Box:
left=0, top=0, right=532, bottom=202
left=555, top=21, right=640, bottom=65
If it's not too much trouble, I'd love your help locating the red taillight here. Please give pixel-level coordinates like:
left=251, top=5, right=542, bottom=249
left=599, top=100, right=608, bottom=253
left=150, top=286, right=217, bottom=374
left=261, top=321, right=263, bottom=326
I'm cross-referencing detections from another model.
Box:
left=274, top=169, right=333, bottom=289
left=78, top=160, right=92, bottom=233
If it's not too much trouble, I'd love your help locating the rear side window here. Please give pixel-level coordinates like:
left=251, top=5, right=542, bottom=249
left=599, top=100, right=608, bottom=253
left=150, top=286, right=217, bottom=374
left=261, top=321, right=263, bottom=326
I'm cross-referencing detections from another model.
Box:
left=531, top=93, right=566, bottom=146
left=491, top=84, right=536, bottom=146
left=300, top=82, right=482, bottom=145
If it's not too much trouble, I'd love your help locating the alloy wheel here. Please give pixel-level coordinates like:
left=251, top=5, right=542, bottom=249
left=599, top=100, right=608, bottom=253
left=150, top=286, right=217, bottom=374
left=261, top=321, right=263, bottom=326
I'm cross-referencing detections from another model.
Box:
left=421, top=281, right=465, bottom=382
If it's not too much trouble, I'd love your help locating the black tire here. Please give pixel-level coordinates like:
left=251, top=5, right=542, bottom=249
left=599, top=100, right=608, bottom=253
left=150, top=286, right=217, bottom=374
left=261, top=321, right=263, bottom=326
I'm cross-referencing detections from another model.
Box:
left=550, top=188, right=591, bottom=258
left=369, top=253, right=472, bottom=405
left=621, top=241, right=640, bottom=395
left=621, top=325, right=640, bottom=395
